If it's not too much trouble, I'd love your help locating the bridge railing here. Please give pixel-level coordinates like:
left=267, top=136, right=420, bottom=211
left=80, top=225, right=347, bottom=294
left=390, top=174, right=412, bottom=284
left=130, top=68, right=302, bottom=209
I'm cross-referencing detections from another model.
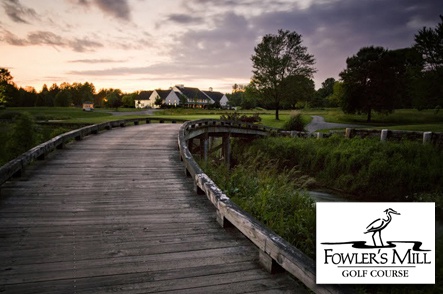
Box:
left=178, top=119, right=346, bottom=294
left=0, top=117, right=184, bottom=187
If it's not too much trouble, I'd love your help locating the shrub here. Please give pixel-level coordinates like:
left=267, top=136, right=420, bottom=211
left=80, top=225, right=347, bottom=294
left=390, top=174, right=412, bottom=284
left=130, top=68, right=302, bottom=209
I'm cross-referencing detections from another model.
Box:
left=6, top=112, right=41, bottom=158
left=283, top=113, right=306, bottom=131
left=220, top=112, right=261, bottom=123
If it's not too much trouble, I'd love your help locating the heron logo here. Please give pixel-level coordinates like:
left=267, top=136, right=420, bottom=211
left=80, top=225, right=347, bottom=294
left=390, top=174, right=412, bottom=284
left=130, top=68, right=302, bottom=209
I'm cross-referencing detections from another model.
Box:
left=316, top=202, right=435, bottom=284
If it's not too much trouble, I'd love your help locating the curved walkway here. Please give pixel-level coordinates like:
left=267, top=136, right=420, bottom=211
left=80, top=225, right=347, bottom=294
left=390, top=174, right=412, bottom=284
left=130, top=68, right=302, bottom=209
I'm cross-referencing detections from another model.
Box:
left=0, top=124, right=304, bottom=293
left=306, top=115, right=365, bottom=132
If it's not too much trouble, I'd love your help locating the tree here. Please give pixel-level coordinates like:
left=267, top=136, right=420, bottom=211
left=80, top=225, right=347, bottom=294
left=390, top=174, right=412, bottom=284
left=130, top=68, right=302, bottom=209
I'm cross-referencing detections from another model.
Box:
left=18, top=87, right=37, bottom=107
left=313, top=77, right=336, bottom=107
left=281, top=75, right=315, bottom=108
left=226, top=84, right=247, bottom=108
left=251, top=29, right=316, bottom=120
left=106, top=89, right=123, bottom=110
left=0, top=68, right=19, bottom=107
left=414, top=15, right=443, bottom=71
left=54, top=89, right=72, bottom=107
left=0, top=86, right=6, bottom=106
left=339, top=46, right=402, bottom=122
left=414, top=16, right=443, bottom=109
left=0, top=68, right=13, bottom=84
left=122, top=92, right=137, bottom=108
left=328, top=81, right=344, bottom=107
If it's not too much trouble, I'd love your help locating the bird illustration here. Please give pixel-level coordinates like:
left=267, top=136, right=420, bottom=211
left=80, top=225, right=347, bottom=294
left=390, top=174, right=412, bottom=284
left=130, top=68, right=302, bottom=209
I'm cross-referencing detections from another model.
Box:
left=364, top=208, right=400, bottom=247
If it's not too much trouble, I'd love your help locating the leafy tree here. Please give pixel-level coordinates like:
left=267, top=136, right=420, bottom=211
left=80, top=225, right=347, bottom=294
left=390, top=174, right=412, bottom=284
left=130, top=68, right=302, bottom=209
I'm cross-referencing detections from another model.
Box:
left=339, top=46, right=404, bottom=122
left=328, top=81, right=344, bottom=107
left=18, top=87, right=37, bottom=107
left=251, top=29, right=316, bottom=120
left=122, top=92, right=137, bottom=108
left=242, top=84, right=258, bottom=109
left=0, top=85, right=6, bottom=106
left=0, top=68, right=19, bottom=106
left=95, top=89, right=108, bottom=107
left=413, top=16, right=443, bottom=109
left=48, top=83, right=60, bottom=105
left=227, top=84, right=246, bottom=107
left=281, top=75, right=315, bottom=108
left=0, top=68, right=13, bottom=84
left=106, top=89, right=123, bottom=110
left=388, top=47, right=424, bottom=109
left=414, top=15, right=443, bottom=71
left=54, top=89, right=72, bottom=107
left=313, top=77, right=335, bottom=107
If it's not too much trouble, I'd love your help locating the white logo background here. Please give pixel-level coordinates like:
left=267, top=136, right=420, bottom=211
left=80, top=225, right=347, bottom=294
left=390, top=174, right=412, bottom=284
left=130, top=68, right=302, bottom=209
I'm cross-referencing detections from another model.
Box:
left=316, top=202, right=435, bottom=284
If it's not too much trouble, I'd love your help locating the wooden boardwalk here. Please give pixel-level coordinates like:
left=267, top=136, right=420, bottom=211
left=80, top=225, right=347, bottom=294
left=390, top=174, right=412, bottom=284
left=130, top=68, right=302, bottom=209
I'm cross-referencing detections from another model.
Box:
left=0, top=124, right=305, bottom=293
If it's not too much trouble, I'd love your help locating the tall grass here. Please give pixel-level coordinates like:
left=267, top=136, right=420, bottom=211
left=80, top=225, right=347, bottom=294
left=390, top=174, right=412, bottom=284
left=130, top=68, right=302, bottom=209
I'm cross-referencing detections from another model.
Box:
left=210, top=136, right=443, bottom=294
left=0, top=114, right=73, bottom=165
left=202, top=152, right=316, bottom=258
left=237, top=136, right=443, bottom=207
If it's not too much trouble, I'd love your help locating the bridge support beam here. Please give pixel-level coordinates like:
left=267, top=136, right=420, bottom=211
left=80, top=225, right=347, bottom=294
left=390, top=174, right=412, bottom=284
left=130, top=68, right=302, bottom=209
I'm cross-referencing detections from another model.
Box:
left=222, top=133, right=231, bottom=167
left=200, top=133, right=209, bottom=162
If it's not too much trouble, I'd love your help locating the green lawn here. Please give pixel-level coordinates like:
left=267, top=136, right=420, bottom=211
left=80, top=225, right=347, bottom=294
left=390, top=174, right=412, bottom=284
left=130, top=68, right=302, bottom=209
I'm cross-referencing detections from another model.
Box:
left=1, top=107, right=442, bottom=132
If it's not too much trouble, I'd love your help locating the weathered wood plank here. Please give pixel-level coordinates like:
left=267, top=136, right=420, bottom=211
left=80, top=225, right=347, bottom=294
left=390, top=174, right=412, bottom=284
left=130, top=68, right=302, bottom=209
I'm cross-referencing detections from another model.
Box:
left=0, top=124, right=304, bottom=293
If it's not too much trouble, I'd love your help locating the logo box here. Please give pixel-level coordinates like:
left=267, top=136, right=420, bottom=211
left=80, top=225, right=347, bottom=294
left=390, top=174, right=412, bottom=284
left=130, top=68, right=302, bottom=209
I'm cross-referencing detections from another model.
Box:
left=316, top=202, right=435, bottom=284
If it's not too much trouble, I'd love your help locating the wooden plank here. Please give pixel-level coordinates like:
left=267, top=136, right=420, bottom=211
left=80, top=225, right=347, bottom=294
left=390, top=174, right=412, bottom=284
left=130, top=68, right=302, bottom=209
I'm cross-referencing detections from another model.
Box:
left=0, top=124, right=304, bottom=293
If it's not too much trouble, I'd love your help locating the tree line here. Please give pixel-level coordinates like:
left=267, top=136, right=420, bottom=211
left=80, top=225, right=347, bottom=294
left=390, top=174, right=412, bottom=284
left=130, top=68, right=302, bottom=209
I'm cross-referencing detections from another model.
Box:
left=228, top=15, right=443, bottom=122
left=0, top=70, right=139, bottom=109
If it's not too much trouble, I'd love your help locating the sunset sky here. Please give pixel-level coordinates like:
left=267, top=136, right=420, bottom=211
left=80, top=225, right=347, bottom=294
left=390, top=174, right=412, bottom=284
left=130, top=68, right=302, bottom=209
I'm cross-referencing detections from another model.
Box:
left=1, top=0, right=442, bottom=94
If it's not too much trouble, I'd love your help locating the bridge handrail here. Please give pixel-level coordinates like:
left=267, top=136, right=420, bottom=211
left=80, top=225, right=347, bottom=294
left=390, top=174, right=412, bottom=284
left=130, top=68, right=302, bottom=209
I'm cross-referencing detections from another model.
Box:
left=178, top=119, right=346, bottom=294
left=0, top=117, right=184, bottom=186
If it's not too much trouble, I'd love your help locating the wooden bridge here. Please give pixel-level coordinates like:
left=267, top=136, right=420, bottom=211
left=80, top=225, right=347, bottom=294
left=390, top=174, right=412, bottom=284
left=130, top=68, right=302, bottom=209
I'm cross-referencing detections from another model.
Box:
left=0, top=123, right=310, bottom=293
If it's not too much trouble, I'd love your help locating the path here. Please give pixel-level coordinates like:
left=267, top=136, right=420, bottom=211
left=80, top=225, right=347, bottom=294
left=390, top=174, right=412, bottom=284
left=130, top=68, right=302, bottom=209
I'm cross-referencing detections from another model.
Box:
left=108, top=109, right=157, bottom=116
left=306, top=115, right=365, bottom=132
left=0, top=124, right=304, bottom=293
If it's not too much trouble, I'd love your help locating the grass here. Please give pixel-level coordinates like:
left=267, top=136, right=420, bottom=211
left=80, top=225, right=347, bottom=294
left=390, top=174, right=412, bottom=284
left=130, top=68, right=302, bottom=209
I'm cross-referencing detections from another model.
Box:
left=201, top=153, right=317, bottom=258
left=1, top=107, right=442, bottom=131
left=232, top=136, right=443, bottom=217
left=205, top=136, right=443, bottom=294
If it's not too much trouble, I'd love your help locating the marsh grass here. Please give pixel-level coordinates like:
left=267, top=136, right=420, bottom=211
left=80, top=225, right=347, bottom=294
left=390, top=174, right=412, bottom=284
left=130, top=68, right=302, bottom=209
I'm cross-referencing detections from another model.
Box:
left=234, top=136, right=443, bottom=218
left=202, top=150, right=316, bottom=258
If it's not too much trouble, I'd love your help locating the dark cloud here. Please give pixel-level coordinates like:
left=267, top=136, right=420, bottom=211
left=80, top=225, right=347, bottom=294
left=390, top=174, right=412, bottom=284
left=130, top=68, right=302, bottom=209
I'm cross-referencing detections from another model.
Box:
left=69, top=37, right=103, bottom=52
left=165, top=0, right=443, bottom=87
left=166, top=14, right=203, bottom=24
left=1, top=30, right=103, bottom=52
left=27, top=31, right=64, bottom=46
left=69, top=0, right=131, bottom=21
left=2, top=0, right=39, bottom=24
left=163, top=12, right=256, bottom=79
left=94, top=0, right=131, bottom=21
left=247, top=0, right=443, bottom=83
left=0, top=29, right=27, bottom=45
